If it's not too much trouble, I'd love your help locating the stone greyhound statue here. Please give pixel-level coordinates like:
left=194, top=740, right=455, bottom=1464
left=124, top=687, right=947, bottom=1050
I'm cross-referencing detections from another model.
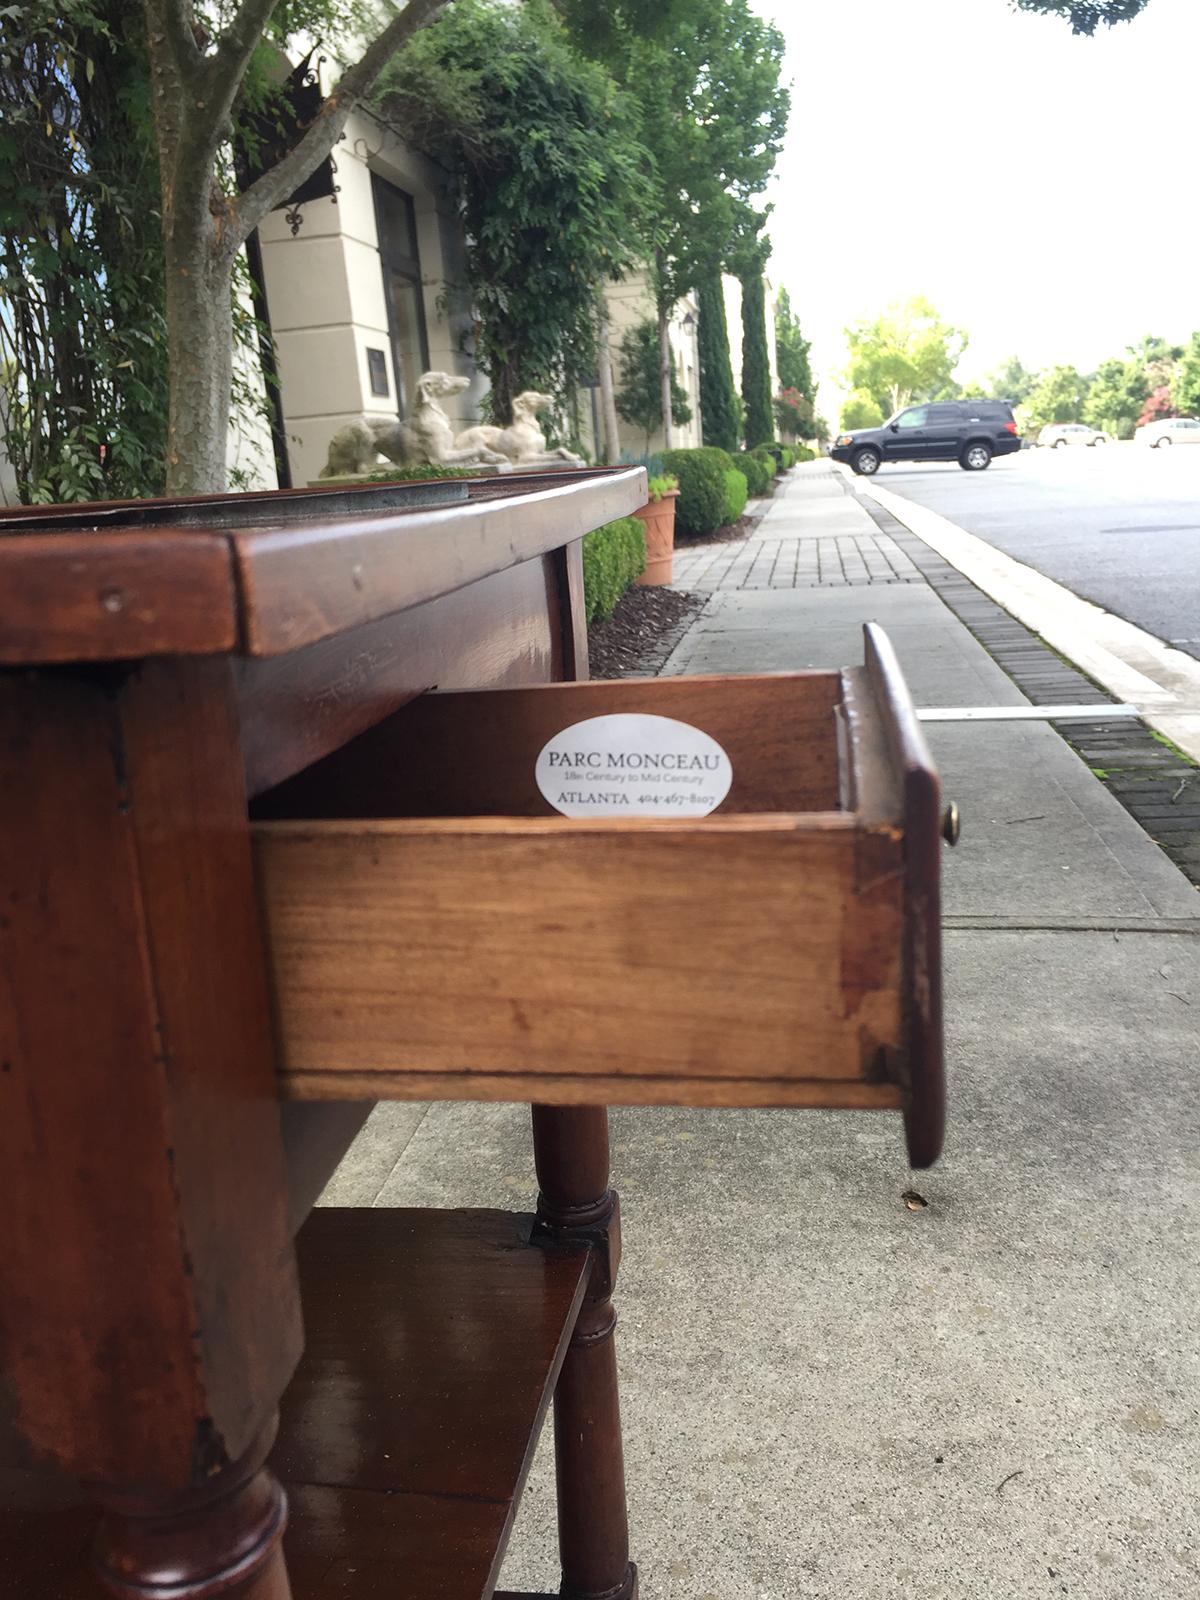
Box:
left=455, top=390, right=585, bottom=468
left=319, top=371, right=509, bottom=477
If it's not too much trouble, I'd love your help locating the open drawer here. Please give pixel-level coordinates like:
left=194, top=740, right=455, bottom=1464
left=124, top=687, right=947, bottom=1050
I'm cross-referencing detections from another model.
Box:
left=252, top=624, right=946, bottom=1166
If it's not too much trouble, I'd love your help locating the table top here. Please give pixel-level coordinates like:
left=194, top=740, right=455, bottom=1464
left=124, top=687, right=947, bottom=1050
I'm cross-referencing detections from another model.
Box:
left=0, top=466, right=646, bottom=665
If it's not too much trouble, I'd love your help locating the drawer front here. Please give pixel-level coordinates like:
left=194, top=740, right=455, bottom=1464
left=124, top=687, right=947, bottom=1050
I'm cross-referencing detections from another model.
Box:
left=255, top=815, right=905, bottom=1109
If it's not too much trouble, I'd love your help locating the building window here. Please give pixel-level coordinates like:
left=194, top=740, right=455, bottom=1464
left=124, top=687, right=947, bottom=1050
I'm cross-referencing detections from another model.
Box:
left=371, top=174, right=430, bottom=415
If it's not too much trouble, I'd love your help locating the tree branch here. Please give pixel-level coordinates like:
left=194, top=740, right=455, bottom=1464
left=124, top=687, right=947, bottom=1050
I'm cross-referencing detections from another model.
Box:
left=225, top=0, right=453, bottom=252
left=150, top=0, right=203, bottom=72
left=204, top=0, right=281, bottom=125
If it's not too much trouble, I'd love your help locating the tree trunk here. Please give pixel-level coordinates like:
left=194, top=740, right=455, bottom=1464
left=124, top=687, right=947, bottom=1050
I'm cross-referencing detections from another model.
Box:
left=657, top=306, right=674, bottom=451
left=595, top=301, right=620, bottom=465
left=163, top=227, right=236, bottom=495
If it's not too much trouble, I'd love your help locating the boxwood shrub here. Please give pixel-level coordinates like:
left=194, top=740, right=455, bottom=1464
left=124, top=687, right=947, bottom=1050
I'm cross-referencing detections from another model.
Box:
left=582, top=515, right=646, bottom=622
left=793, top=445, right=816, bottom=463
left=731, top=451, right=772, bottom=497
left=660, top=447, right=729, bottom=538
left=723, top=467, right=748, bottom=523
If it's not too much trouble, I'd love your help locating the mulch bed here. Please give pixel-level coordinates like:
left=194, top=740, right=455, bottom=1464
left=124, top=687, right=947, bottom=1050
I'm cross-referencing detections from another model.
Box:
left=675, top=511, right=758, bottom=550
left=588, top=584, right=707, bottom=679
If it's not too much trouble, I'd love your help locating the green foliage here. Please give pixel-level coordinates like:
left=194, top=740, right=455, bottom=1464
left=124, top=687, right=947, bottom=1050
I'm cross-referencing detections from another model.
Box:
left=740, top=272, right=774, bottom=448
left=687, top=445, right=736, bottom=471
left=583, top=515, right=647, bottom=621
left=660, top=446, right=730, bottom=538
left=615, top=319, right=693, bottom=447
left=841, top=393, right=885, bottom=430
left=987, top=355, right=1037, bottom=405
left=0, top=0, right=337, bottom=501
left=774, top=387, right=816, bottom=440
left=793, top=445, right=816, bottom=463
left=723, top=467, right=748, bottom=523
left=754, top=441, right=786, bottom=470
left=1176, top=333, right=1200, bottom=419
left=731, top=451, right=772, bottom=496
left=844, top=297, right=968, bottom=417
left=1025, top=364, right=1089, bottom=426
left=562, top=1, right=789, bottom=307
left=1083, top=358, right=1145, bottom=437
left=344, top=465, right=483, bottom=482
left=646, top=472, right=679, bottom=501
left=1011, top=1, right=1149, bottom=33
left=774, top=287, right=814, bottom=399
left=779, top=446, right=794, bottom=468
left=0, top=3, right=170, bottom=501
left=619, top=450, right=666, bottom=476
left=696, top=271, right=740, bottom=453
left=376, top=0, right=653, bottom=422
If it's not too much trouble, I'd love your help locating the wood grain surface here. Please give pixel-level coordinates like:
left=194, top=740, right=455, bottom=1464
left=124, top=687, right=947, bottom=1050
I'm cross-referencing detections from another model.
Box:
left=0, top=466, right=639, bottom=666
left=0, top=661, right=301, bottom=1491
left=252, top=672, right=842, bottom=822
left=254, top=815, right=904, bottom=1098
left=0, top=531, right=237, bottom=663
left=1, top=1208, right=590, bottom=1599
left=864, top=623, right=945, bottom=1168
left=232, top=468, right=645, bottom=656
left=238, top=555, right=568, bottom=798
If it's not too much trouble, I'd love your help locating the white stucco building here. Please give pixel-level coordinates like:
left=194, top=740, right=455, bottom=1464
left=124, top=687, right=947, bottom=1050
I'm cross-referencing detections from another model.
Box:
left=248, top=106, right=482, bottom=487
left=602, top=273, right=703, bottom=459
left=2, top=100, right=763, bottom=502
left=244, top=105, right=708, bottom=483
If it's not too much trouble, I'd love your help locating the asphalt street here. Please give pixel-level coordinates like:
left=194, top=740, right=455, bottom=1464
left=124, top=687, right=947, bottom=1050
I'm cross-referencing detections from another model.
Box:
left=868, top=442, right=1200, bottom=660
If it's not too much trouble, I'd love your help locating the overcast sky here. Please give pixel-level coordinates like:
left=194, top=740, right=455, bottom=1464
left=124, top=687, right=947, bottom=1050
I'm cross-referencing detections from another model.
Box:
left=749, top=0, right=1199, bottom=407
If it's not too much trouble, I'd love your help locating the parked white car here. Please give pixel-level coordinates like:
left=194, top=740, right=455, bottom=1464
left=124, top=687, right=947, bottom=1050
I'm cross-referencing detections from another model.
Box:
left=1135, top=416, right=1200, bottom=447
left=1038, top=423, right=1111, bottom=448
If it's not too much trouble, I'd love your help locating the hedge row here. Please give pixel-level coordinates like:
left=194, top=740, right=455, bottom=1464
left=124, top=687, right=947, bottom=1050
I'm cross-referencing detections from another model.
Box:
left=582, top=515, right=646, bottom=622
left=660, top=448, right=728, bottom=536
left=723, top=467, right=748, bottom=522
left=731, top=450, right=773, bottom=496
left=661, top=446, right=747, bottom=537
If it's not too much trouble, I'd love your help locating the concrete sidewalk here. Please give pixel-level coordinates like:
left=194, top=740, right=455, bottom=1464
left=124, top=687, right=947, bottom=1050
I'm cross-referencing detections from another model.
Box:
left=323, top=465, right=1200, bottom=1598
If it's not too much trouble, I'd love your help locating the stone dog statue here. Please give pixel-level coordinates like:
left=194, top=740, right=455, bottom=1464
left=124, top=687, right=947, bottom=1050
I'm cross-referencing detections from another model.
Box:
left=455, top=390, right=585, bottom=468
left=319, top=371, right=508, bottom=477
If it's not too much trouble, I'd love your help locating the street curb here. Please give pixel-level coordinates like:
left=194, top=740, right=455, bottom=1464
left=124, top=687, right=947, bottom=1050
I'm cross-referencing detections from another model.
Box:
left=846, top=482, right=1200, bottom=891
left=854, top=473, right=1200, bottom=764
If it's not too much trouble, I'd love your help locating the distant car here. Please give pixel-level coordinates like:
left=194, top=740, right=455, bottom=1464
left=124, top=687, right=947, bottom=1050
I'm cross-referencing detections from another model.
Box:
left=1135, top=417, right=1200, bottom=448
left=1038, top=423, right=1111, bottom=449
left=830, top=400, right=1022, bottom=475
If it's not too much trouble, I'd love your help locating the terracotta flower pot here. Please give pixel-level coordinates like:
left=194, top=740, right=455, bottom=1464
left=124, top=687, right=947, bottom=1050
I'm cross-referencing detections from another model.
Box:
left=633, top=488, right=679, bottom=587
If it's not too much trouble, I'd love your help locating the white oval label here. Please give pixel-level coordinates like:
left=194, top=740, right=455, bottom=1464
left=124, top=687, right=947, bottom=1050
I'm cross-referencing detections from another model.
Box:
left=536, top=714, right=733, bottom=818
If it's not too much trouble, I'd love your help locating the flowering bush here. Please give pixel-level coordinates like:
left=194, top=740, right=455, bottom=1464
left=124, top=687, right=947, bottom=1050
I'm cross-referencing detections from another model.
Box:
left=1137, top=385, right=1174, bottom=428
left=774, top=387, right=816, bottom=438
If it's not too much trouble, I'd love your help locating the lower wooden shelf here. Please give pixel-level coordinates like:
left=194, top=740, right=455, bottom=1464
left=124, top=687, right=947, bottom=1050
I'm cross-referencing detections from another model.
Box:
left=0, top=1207, right=591, bottom=1599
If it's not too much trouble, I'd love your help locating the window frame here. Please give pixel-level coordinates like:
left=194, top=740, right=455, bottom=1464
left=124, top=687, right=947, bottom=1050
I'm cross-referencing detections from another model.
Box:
left=370, top=173, right=432, bottom=417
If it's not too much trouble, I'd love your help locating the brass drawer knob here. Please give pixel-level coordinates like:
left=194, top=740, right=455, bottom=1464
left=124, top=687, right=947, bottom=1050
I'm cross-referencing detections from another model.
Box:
left=942, top=803, right=960, bottom=846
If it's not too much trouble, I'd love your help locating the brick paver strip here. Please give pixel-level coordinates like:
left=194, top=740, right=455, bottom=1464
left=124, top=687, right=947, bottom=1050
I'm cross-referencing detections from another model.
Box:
left=673, top=528, right=919, bottom=592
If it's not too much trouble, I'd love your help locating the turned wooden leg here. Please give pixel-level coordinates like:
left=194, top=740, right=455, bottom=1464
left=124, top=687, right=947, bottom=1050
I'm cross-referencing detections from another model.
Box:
left=532, top=1106, right=637, bottom=1600
left=91, top=1419, right=291, bottom=1600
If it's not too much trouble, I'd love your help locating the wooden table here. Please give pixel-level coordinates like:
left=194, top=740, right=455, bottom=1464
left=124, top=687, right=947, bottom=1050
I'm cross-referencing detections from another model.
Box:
left=0, top=467, right=945, bottom=1598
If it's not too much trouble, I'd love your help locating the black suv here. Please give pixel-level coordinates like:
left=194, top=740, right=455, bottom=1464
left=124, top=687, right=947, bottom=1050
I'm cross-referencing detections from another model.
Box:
left=831, top=400, right=1022, bottom=475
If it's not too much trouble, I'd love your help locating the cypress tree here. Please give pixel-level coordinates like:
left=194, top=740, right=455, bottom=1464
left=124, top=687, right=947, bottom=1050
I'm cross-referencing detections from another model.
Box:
left=741, top=271, right=774, bottom=447
left=697, top=271, right=739, bottom=453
